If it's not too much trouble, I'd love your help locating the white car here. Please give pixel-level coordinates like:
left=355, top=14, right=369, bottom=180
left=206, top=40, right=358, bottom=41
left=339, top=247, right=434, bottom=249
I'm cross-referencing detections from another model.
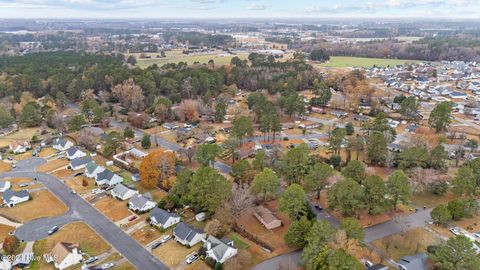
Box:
left=101, top=263, right=114, bottom=269
left=160, top=235, right=171, bottom=243
left=91, top=189, right=103, bottom=194
left=474, top=232, right=480, bottom=238
left=450, top=227, right=461, bottom=235
left=186, top=253, right=199, bottom=264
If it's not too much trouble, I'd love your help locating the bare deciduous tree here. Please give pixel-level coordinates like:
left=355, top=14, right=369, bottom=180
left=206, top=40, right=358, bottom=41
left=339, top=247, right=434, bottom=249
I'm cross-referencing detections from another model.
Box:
left=77, top=128, right=99, bottom=151
left=112, top=78, right=145, bottom=112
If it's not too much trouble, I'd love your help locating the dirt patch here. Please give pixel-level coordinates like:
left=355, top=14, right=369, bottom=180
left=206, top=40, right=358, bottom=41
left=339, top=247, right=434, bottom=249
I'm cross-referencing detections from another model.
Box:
left=33, top=222, right=110, bottom=269
left=0, top=190, right=68, bottom=223
left=36, top=159, right=69, bottom=173
left=131, top=225, right=163, bottom=245
left=0, top=224, right=14, bottom=240
left=371, top=228, right=442, bottom=261
left=0, top=162, right=12, bottom=173
left=153, top=240, right=201, bottom=268
left=94, top=197, right=132, bottom=222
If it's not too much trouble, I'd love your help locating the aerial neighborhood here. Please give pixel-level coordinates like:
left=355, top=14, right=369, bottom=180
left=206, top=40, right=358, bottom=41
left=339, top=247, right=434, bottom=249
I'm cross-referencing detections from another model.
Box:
left=0, top=13, right=480, bottom=270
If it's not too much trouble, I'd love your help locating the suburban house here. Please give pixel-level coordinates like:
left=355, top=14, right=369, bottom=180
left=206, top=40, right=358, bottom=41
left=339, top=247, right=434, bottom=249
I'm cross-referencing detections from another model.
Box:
left=85, top=162, right=105, bottom=179
left=204, top=236, right=238, bottom=264
left=128, top=194, right=156, bottom=212
left=2, top=189, right=29, bottom=207
left=149, top=208, right=181, bottom=229
left=66, top=147, right=87, bottom=160
left=388, top=143, right=405, bottom=153
left=253, top=205, right=282, bottom=230
left=45, top=242, right=82, bottom=270
left=11, top=252, right=34, bottom=269
left=9, top=140, right=31, bottom=154
left=173, top=222, right=206, bottom=247
left=163, top=122, right=178, bottom=130
left=0, top=181, right=11, bottom=192
left=95, top=169, right=123, bottom=186
left=111, top=184, right=138, bottom=201
left=52, top=138, right=74, bottom=152
left=396, top=253, right=428, bottom=270
left=69, top=156, right=92, bottom=170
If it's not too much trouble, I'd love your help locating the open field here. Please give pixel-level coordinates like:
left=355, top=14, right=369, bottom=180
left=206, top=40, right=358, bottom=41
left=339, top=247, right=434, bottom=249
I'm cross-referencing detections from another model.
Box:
left=36, top=159, right=69, bottom=173
left=0, top=128, right=39, bottom=148
left=317, top=56, right=420, bottom=68
left=371, top=228, right=442, bottom=261
left=132, top=50, right=249, bottom=68
left=0, top=190, right=68, bottom=223
left=94, top=197, right=133, bottom=222
left=32, top=222, right=110, bottom=269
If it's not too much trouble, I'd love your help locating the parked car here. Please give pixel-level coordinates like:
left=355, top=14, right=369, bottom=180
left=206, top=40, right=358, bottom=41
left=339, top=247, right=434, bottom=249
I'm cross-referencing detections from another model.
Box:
left=160, top=235, right=171, bottom=243
left=101, top=263, right=114, bottom=269
left=19, top=183, right=29, bottom=188
left=71, top=190, right=77, bottom=195
left=128, top=215, right=137, bottom=222
left=84, top=256, right=98, bottom=264
left=151, top=241, right=162, bottom=249
left=48, top=226, right=59, bottom=235
left=7, top=156, right=12, bottom=161
left=474, top=232, right=480, bottom=239
left=450, top=227, right=461, bottom=235
left=12, top=163, right=16, bottom=168
left=315, top=204, right=323, bottom=211
left=91, top=189, right=103, bottom=194
left=186, top=253, right=199, bottom=264
left=74, top=172, right=84, bottom=177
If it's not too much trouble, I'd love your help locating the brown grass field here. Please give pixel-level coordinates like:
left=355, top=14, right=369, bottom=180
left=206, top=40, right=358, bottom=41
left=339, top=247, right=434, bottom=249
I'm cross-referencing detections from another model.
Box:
left=0, top=162, right=11, bottom=173
left=36, top=159, right=69, bottom=173
left=153, top=241, right=201, bottom=268
left=0, top=190, right=68, bottom=222
left=94, top=197, right=133, bottom=222
left=131, top=225, right=164, bottom=245
left=0, top=224, right=14, bottom=240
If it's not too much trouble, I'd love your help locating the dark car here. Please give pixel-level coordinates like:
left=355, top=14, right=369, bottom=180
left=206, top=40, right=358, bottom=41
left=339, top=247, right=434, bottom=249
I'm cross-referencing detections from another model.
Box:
left=128, top=215, right=137, bottom=222
left=315, top=205, right=323, bottom=211
left=152, top=241, right=162, bottom=249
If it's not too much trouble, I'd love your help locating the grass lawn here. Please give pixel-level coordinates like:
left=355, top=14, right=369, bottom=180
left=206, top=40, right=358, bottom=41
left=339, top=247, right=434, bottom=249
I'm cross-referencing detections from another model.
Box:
left=38, top=147, right=56, bottom=158
left=371, top=228, right=442, bottom=260
left=229, top=232, right=250, bottom=249
left=94, top=197, right=133, bottom=222
left=0, top=190, right=68, bottom=222
left=318, top=56, right=420, bottom=68
left=32, top=222, right=110, bottom=269
left=113, top=262, right=135, bottom=270
left=0, top=224, right=14, bottom=240
left=0, top=162, right=12, bottom=173
left=36, top=159, right=69, bottom=173
left=131, top=225, right=165, bottom=245
left=64, top=175, right=96, bottom=195
left=100, top=252, right=122, bottom=263
left=0, top=128, right=38, bottom=148
left=153, top=241, right=201, bottom=268
left=8, top=177, right=42, bottom=191
left=411, top=191, right=458, bottom=209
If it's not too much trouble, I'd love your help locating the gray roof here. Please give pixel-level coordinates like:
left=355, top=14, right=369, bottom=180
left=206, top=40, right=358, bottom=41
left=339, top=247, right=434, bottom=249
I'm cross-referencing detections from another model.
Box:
left=173, top=222, right=204, bottom=242
left=54, top=138, right=70, bottom=148
left=129, top=194, right=153, bottom=209
left=205, top=236, right=234, bottom=261
left=66, top=147, right=81, bottom=156
left=70, top=156, right=92, bottom=168
left=150, top=208, right=180, bottom=225
left=96, top=169, right=115, bottom=181
left=112, top=184, right=135, bottom=198
left=0, top=181, right=9, bottom=189
left=86, top=161, right=101, bottom=174
left=397, top=253, right=428, bottom=270
left=3, top=189, right=29, bottom=203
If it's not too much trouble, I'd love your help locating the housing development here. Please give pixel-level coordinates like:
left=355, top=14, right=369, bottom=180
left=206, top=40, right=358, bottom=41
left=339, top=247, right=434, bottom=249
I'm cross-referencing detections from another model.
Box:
left=1, top=3, right=480, bottom=270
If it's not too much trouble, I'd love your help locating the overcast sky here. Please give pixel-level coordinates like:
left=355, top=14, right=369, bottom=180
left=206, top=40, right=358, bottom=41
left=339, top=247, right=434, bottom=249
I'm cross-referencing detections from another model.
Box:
left=0, top=0, right=479, bottom=19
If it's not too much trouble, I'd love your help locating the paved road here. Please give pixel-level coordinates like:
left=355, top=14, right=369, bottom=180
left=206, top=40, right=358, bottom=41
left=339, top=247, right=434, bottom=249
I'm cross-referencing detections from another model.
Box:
left=1, top=158, right=169, bottom=270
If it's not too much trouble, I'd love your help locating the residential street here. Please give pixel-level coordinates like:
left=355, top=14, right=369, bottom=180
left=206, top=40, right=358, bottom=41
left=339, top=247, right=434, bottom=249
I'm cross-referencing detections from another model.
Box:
left=0, top=158, right=170, bottom=270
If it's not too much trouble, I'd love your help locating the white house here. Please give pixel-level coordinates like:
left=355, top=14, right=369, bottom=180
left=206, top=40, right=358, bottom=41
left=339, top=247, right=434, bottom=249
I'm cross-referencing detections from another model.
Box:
left=204, top=236, right=238, bottom=264
left=84, top=162, right=104, bottom=179
left=66, top=147, right=86, bottom=160
left=173, top=222, right=206, bottom=247
left=111, top=184, right=138, bottom=201
left=0, top=256, right=11, bottom=270
left=45, top=242, right=82, bottom=270
left=150, top=208, right=181, bottom=229
left=128, top=194, right=156, bottom=212
left=95, top=169, right=123, bottom=186
left=9, top=140, right=31, bottom=154
left=69, top=156, right=92, bottom=171
left=52, top=138, right=74, bottom=152
left=2, top=190, right=29, bottom=207
left=0, top=181, right=11, bottom=192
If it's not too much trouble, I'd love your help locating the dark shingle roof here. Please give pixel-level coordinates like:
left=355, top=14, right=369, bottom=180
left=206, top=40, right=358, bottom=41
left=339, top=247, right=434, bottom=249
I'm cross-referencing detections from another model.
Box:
left=174, top=222, right=203, bottom=242
left=70, top=156, right=92, bottom=168
left=3, top=189, right=29, bottom=202
left=150, top=208, right=179, bottom=225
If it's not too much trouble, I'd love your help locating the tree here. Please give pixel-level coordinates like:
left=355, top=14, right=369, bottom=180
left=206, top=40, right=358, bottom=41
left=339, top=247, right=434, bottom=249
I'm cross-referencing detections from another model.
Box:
left=171, top=169, right=192, bottom=204
left=329, top=128, right=346, bottom=156
left=447, top=199, right=478, bottom=221
left=124, top=127, right=135, bottom=139
left=195, top=143, right=221, bottom=167
left=252, top=150, right=267, bottom=171
left=429, top=235, right=480, bottom=270
left=284, top=217, right=312, bottom=247
left=223, top=250, right=251, bottom=270
left=250, top=168, right=280, bottom=201
left=398, top=145, right=430, bottom=170
left=386, top=170, right=411, bottom=210
left=231, top=116, right=253, bottom=144
left=367, top=131, right=387, bottom=165
left=141, top=134, right=151, bottom=149
left=279, top=184, right=309, bottom=220
left=363, top=175, right=388, bottom=215
left=20, top=101, right=42, bottom=127
left=205, top=219, right=228, bottom=238
left=399, top=96, right=420, bottom=120
left=229, top=183, right=255, bottom=219
left=3, top=235, right=19, bottom=254
left=179, top=146, right=196, bottom=164
left=112, top=78, right=145, bottom=112
left=341, top=160, right=366, bottom=184
left=431, top=204, right=452, bottom=225
left=452, top=166, right=476, bottom=197
left=340, top=217, right=364, bottom=242
left=327, top=178, right=364, bottom=217
left=345, top=122, right=354, bottom=135
left=311, top=83, right=331, bottom=107
left=304, top=162, right=334, bottom=199
left=214, top=98, right=227, bottom=123
left=103, top=131, right=121, bottom=157
left=280, top=144, right=310, bottom=185
left=187, top=167, right=232, bottom=214
left=139, top=150, right=176, bottom=189
left=430, top=144, right=448, bottom=170
left=55, top=91, right=67, bottom=109
left=230, top=159, right=252, bottom=184
left=68, top=115, right=85, bottom=132
left=222, top=137, right=239, bottom=164
left=301, top=220, right=336, bottom=269
left=77, top=128, right=99, bottom=151
left=311, top=247, right=363, bottom=270
left=309, top=49, right=330, bottom=62
left=0, top=107, right=14, bottom=128
left=278, top=91, right=306, bottom=117
left=429, top=101, right=452, bottom=133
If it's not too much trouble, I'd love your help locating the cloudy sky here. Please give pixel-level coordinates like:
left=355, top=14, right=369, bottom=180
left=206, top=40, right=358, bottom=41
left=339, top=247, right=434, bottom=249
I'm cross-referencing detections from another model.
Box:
left=0, top=0, right=479, bottom=19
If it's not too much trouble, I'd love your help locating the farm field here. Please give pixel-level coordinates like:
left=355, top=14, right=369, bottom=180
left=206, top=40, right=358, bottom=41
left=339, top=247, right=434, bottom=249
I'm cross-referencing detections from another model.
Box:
left=133, top=50, right=249, bottom=68
left=317, top=56, right=420, bottom=68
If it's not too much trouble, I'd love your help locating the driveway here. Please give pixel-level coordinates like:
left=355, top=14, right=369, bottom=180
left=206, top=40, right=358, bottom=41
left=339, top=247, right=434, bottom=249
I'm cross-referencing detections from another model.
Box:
left=1, top=158, right=169, bottom=270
